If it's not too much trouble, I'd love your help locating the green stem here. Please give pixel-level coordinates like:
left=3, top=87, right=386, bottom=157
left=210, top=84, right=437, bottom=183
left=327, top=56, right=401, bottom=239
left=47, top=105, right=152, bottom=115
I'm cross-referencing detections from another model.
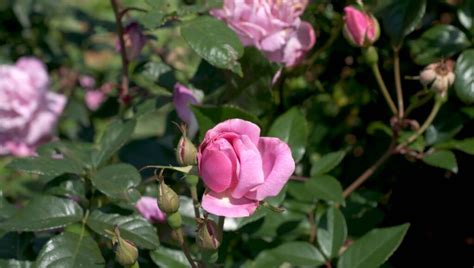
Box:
left=190, top=185, right=201, bottom=219
left=111, top=0, right=130, bottom=99
left=370, top=64, right=398, bottom=115
left=218, top=216, right=225, bottom=239
left=394, top=49, right=404, bottom=119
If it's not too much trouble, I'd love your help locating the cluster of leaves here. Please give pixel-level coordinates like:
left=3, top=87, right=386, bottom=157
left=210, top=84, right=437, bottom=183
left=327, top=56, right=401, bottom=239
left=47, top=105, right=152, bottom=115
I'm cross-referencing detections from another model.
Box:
left=1, top=0, right=473, bottom=267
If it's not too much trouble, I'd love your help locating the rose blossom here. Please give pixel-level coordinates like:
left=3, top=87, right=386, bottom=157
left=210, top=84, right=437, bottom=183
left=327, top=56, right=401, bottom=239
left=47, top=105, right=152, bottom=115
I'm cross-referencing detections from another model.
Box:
left=135, top=196, right=166, bottom=223
left=0, top=57, right=66, bottom=157
left=85, top=90, right=106, bottom=111
left=173, top=83, right=204, bottom=138
left=343, top=6, right=380, bottom=47
left=211, top=0, right=316, bottom=67
left=198, top=119, right=295, bottom=217
left=115, top=22, right=147, bottom=61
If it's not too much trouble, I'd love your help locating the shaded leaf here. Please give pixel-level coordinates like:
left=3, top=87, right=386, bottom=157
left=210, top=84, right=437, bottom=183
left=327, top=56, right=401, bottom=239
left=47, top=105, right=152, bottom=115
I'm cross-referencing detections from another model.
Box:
left=382, top=0, right=426, bottom=46
left=458, top=0, right=474, bottom=33
left=434, top=138, right=474, bottom=155
left=306, top=175, right=345, bottom=206
left=0, top=259, right=33, bottom=268
left=7, top=156, right=83, bottom=178
left=150, top=247, right=191, bottom=268
left=317, top=207, right=348, bottom=259
left=454, top=49, right=474, bottom=104
left=253, top=242, right=326, bottom=266
left=311, top=151, right=346, bottom=176
left=422, top=150, right=458, bottom=173
left=91, top=164, right=141, bottom=201
left=93, top=119, right=136, bottom=167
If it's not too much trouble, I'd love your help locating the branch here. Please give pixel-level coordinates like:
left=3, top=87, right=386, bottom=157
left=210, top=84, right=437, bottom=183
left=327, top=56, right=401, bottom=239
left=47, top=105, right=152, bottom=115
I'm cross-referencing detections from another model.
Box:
left=111, top=0, right=129, bottom=99
left=370, top=63, right=398, bottom=116
left=393, top=49, right=404, bottom=119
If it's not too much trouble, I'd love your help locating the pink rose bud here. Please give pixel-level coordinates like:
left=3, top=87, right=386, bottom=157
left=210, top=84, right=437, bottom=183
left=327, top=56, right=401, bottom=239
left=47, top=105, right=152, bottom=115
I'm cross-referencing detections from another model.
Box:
left=135, top=196, right=166, bottom=223
left=198, top=119, right=295, bottom=218
left=116, top=22, right=147, bottom=61
left=176, top=135, right=198, bottom=166
left=343, top=6, right=380, bottom=47
left=85, top=90, right=105, bottom=111
left=172, top=83, right=203, bottom=138
left=0, top=57, right=66, bottom=157
left=211, top=0, right=316, bottom=67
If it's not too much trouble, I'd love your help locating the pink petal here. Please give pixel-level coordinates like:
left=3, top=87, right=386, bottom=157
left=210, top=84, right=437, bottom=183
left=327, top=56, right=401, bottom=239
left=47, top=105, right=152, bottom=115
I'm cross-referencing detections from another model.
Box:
left=85, top=90, right=105, bottom=111
left=344, top=6, right=369, bottom=46
left=246, top=137, right=295, bottom=201
left=15, top=57, right=49, bottom=90
left=135, top=196, right=166, bottom=223
left=204, top=119, right=260, bottom=146
left=201, top=190, right=259, bottom=218
left=230, top=135, right=264, bottom=199
left=173, top=83, right=200, bottom=137
left=282, top=21, right=315, bottom=67
left=199, top=139, right=237, bottom=193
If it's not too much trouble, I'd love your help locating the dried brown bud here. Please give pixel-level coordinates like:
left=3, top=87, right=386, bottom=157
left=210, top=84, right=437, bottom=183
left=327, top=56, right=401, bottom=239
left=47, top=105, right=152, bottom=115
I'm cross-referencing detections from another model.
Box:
left=196, top=219, right=221, bottom=251
left=420, top=59, right=455, bottom=97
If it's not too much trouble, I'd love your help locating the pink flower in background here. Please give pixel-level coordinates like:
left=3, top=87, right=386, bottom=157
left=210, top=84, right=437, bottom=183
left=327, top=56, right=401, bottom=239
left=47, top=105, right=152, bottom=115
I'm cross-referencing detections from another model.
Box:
left=85, top=90, right=105, bottom=111
left=173, top=83, right=203, bottom=138
left=343, top=6, right=380, bottom=47
left=135, top=196, right=166, bottom=223
left=116, top=22, right=147, bottom=61
left=79, top=75, right=96, bottom=89
left=0, top=57, right=66, bottom=157
left=211, top=0, right=316, bottom=67
left=198, top=119, right=295, bottom=217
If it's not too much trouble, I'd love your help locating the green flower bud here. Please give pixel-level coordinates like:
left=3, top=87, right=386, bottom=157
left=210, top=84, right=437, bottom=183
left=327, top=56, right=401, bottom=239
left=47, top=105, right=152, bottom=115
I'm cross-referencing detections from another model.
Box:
left=196, top=219, right=221, bottom=251
left=167, top=212, right=182, bottom=230
left=111, top=226, right=138, bottom=266
left=185, top=174, right=199, bottom=187
left=176, top=136, right=197, bottom=166
left=363, top=46, right=379, bottom=65
left=157, top=181, right=180, bottom=214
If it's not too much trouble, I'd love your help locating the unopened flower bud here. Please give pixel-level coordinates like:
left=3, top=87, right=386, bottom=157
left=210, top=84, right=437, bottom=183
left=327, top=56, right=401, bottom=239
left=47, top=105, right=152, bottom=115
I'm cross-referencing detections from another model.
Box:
left=157, top=181, right=180, bottom=214
left=176, top=136, right=197, bottom=166
left=185, top=174, right=199, bottom=187
left=167, top=212, right=182, bottom=230
left=111, top=226, right=138, bottom=266
left=343, top=6, right=380, bottom=47
left=115, top=22, right=146, bottom=61
left=196, top=219, right=221, bottom=251
left=419, top=59, right=455, bottom=97
left=363, top=46, right=379, bottom=65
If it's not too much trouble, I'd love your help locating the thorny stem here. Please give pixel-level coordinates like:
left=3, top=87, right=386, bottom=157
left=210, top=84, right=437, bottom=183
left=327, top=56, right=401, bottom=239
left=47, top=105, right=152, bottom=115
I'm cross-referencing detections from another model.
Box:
left=370, top=64, right=398, bottom=116
left=111, top=0, right=130, bottom=99
left=394, top=49, right=404, bottom=119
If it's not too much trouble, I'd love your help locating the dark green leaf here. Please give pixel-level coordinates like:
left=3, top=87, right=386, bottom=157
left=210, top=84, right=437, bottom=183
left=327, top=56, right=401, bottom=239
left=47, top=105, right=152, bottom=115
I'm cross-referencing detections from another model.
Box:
left=458, top=0, right=474, bottom=33
left=0, top=259, right=33, bottom=268
left=0, top=232, right=33, bottom=259
left=268, top=107, right=308, bottom=162
left=271, top=242, right=326, bottom=266
left=93, top=119, right=136, bottom=166
left=311, top=151, right=346, bottom=176
left=306, top=175, right=345, bottom=206
left=40, top=141, right=95, bottom=169
left=181, top=16, right=244, bottom=75
left=150, top=247, right=191, bottom=268
left=422, top=150, right=458, bottom=173
left=7, top=156, right=83, bottom=177
left=35, top=232, right=104, bottom=268
left=409, top=25, right=471, bottom=65
left=0, top=194, right=15, bottom=221
left=87, top=210, right=159, bottom=249
left=138, top=10, right=165, bottom=30
left=434, top=138, right=474, bottom=155
left=317, top=207, right=348, bottom=259
left=382, top=0, right=426, bottom=46
left=338, top=223, right=410, bottom=268
left=236, top=208, right=268, bottom=229
left=0, top=196, right=83, bottom=232
left=91, top=164, right=141, bottom=201
left=454, top=49, right=474, bottom=104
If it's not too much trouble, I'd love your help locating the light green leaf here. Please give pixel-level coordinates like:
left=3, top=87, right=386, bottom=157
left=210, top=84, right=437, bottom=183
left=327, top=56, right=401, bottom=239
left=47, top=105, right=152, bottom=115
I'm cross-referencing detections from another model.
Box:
left=338, top=223, right=410, bottom=268
left=150, top=247, right=191, bottom=268
left=91, top=164, right=141, bottom=201
left=422, top=150, right=458, bottom=173
left=434, top=138, right=474, bottom=155
left=317, top=207, right=348, bottom=259
left=306, top=175, right=345, bottom=206
left=454, top=49, right=474, bottom=104
left=271, top=242, right=326, bottom=266
left=311, top=151, right=346, bottom=176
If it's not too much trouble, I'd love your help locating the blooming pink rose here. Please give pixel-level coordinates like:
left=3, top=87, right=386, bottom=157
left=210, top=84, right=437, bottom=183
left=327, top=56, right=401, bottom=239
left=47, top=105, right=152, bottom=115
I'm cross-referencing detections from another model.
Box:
left=211, top=0, right=316, bottom=67
left=343, top=6, right=380, bottom=47
left=0, top=57, right=66, bottom=157
left=198, top=119, right=295, bottom=218
left=173, top=83, right=203, bottom=138
left=85, top=90, right=105, bottom=111
left=135, top=196, right=166, bottom=223
left=116, top=22, right=147, bottom=61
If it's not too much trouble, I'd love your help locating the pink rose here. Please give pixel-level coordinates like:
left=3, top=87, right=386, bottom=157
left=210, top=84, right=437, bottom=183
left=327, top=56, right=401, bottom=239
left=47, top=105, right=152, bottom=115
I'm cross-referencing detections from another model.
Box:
left=115, top=22, right=147, bottom=61
left=211, top=0, right=316, bottom=67
left=198, top=119, right=295, bottom=218
left=343, top=6, right=380, bottom=47
left=79, top=75, right=96, bottom=89
left=0, top=57, right=66, bottom=157
left=173, top=83, right=203, bottom=138
left=135, top=196, right=166, bottom=223
left=85, top=90, right=105, bottom=111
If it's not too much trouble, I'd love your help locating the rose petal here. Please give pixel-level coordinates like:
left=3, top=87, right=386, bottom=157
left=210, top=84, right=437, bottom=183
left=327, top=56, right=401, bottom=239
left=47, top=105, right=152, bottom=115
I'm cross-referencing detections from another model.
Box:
left=15, top=57, right=49, bottom=90
left=201, top=190, right=259, bottom=218
left=205, top=119, right=260, bottom=146
left=246, top=137, right=295, bottom=201
left=173, top=83, right=201, bottom=137
left=135, top=196, right=166, bottom=223
left=344, top=6, right=369, bottom=46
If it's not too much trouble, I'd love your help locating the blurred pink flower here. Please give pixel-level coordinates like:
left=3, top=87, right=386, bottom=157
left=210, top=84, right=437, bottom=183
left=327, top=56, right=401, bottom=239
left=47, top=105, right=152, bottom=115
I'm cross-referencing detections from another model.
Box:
left=135, top=196, right=166, bottom=223
left=211, top=0, right=316, bottom=67
left=0, top=57, right=66, bottom=157
left=79, top=75, right=96, bottom=89
left=173, top=83, right=203, bottom=138
left=116, top=22, right=147, bottom=61
left=85, top=90, right=105, bottom=111
left=343, top=6, right=380, bottom=47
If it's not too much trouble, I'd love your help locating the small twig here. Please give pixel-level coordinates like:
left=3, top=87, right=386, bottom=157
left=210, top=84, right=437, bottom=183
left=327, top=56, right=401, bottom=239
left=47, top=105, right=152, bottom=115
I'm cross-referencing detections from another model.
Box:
left=370, top=64, right=398, bottom=116
left=111, top=0, right=130, bottom=99
left=393, top=48, right=404, bottom=119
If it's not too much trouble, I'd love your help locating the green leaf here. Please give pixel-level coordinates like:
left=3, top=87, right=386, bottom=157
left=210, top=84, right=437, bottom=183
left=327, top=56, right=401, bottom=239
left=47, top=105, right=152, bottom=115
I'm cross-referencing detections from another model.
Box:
left=150, top=247, right=191, bottom=268
left=0, top=195, right=83, bottom=232
left=235, top=207, right=268, bottom=229
left=422, top=150, right=458, bottom=173
left=181, top=16, right=244, bottom=75
left=35, top=232, right=104, bottom=268
left=317, top=207, right=348, bottom=259
left=138, top=10, right=165, bottom=30
left=268, top=107, right=308, bottom=162
left=454, top=49, right=474, bottom=104
left=338, top=223, right=410, bottom=268
left=458, top=0, right=474, bottom=34
left=434, top=138, right=474, bottom=155
left=86, top=210, right=159, bottom=249
left=271, top=242, right=326, bottom=266
left=93, top=119, right=136, bottom=166
left=306, top=175, right=345, bottom=206
left=311, top=151, right=346, bottom=176
left=91, top=164, right=141, bottom=201
left=409, top=25, right=471, bottom=65
left=0, top=259, right=33, bottom=268
left=7, top=156, right=83, bottom=177
left=0, top=194, right=15, bottom=221
left=381, top=0, right=426, bottom=46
